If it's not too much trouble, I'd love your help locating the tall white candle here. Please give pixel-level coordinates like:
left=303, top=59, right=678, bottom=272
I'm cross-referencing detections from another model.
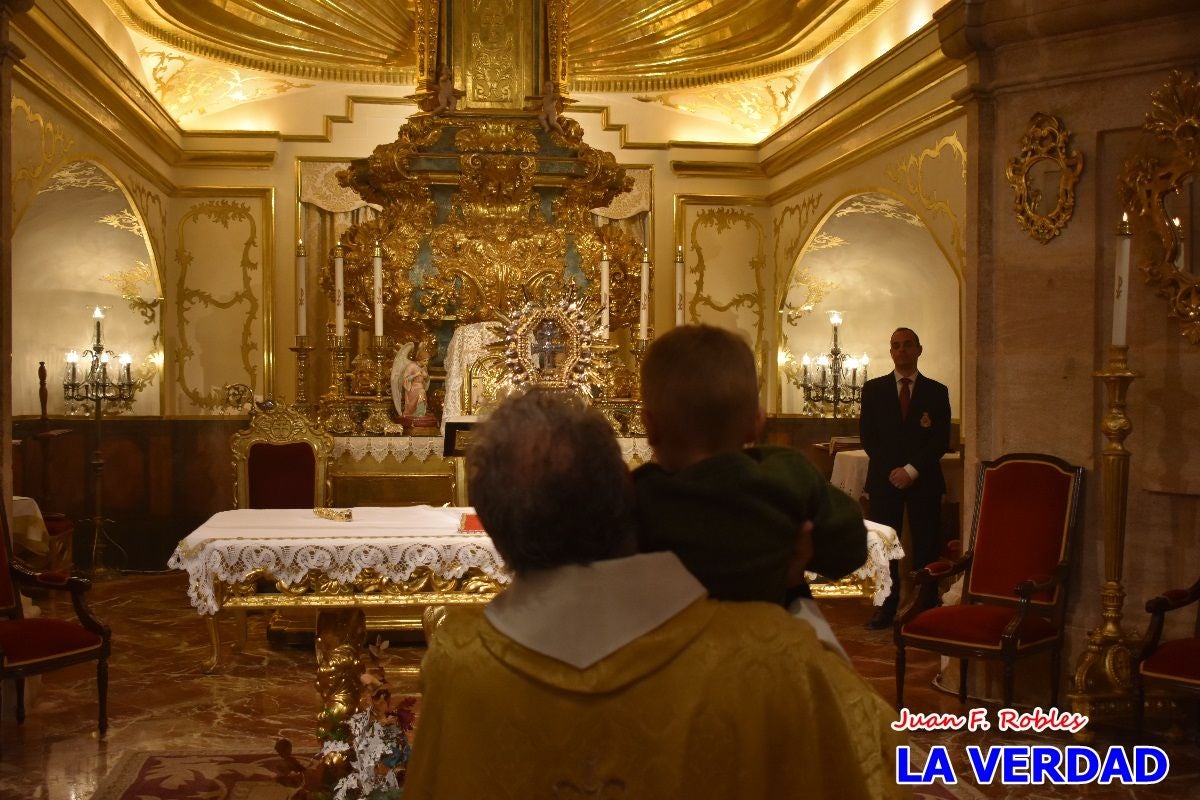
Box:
left=373, top=240, right=384, bottom=337
left=93, top=306, right=104, bottom=347
left=674, top=244, right=685, bottom=326
left=334, top=239, right=345, bottom=337
left=1112, top=213, right=1132, bottom=347
left=296, top=240, right=307, bottom=338
left=639, top=247, right=650, bottom=339
left=599, top=247, right=610, bottom=339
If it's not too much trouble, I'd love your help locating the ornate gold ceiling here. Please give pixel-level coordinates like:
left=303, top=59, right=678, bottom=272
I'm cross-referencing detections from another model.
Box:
left=104, top=0, right=889, bottom=93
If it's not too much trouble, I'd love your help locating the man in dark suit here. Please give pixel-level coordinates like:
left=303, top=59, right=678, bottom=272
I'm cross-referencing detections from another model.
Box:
left=859, top=327, right=951, bottom=630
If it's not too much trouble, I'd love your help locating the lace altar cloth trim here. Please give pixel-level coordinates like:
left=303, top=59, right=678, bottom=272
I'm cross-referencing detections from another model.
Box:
left=332, top=436, right=446, bottom=462
left=806, top=521, right=903, bottom=606
left=167, top=506, right=510, bottom=615
left=331, top=436, right=654, bottom=464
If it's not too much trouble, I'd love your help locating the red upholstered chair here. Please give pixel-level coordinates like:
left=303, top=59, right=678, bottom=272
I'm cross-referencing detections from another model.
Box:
left=230, top=402, right=333, bottom=509
left=894, top=453, right=1084, bottom=709
left=0, top=505, right=111, bottom=733
left=1134, top=577, right=1200, bottom=739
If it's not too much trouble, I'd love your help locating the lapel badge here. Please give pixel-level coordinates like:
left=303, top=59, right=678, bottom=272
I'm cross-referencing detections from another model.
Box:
left=920, top=411, right=932, bottom=428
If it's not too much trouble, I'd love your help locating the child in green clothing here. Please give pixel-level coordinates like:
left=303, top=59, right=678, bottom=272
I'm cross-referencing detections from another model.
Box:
left=633, top=324, right=867, bottom=659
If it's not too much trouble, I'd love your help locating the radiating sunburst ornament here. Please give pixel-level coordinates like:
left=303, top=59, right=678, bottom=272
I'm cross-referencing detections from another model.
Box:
left=502, top=289, right=596, bottom=398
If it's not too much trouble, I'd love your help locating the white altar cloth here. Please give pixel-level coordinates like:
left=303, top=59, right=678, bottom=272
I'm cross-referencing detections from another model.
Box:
left=168, top=506, right=510, bottom=615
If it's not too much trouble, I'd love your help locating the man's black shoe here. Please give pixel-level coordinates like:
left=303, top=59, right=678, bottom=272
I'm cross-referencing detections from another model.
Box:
left=864, top=610, right=895, bottom=631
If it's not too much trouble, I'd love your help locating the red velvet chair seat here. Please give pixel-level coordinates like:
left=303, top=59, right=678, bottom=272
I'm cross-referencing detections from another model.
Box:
left=901, top=604, right=1058, bottom=650
left=1140, top=638, right=1200, bottom=686
left=0, top=618, right=104, bottom=667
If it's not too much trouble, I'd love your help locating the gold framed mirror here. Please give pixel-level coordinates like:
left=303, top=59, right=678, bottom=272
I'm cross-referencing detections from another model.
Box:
left=1005, top=112, right=1084, bottom=244
left=1119, top=70, right=1199, bottom=344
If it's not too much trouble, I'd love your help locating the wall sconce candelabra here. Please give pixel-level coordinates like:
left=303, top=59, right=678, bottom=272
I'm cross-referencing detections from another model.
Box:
left=781, top=310, right=868, bottom=418
left=63, top=306, right=135, bottom=578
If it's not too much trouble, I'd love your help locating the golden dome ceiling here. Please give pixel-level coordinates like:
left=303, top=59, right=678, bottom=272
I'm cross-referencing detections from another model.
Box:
left=104, top=0, right=890, bottom=92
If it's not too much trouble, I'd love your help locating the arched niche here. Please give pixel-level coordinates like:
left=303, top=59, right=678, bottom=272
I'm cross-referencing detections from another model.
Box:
left=11, top=160, right=162, bottom=417
left=776, top=191, right=961, bottom=419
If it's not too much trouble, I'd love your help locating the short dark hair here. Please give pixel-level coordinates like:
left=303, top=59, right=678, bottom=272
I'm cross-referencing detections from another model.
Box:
left=641, top=324, right=759, bottom=453
left=892, top=327, right=921, bottom=346
left=467, top=390, right=634, bottom=573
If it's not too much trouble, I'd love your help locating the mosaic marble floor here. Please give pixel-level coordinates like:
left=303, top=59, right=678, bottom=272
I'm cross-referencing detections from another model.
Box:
left=0, top=572, right=1195, bottom=799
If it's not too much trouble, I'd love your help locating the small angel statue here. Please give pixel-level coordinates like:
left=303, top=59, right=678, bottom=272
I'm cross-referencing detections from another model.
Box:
left=433, top=64, right=464, bottom=114
left=536, top=81, right=566, bottom=134
left=391, top=338, right=435, bottom=423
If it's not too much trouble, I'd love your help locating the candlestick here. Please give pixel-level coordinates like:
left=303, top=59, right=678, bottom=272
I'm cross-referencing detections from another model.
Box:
left=639, top=247, right=650, bottom=340
left=1112, top=213, right=1131, bottom=347
left=1173, top=216, right=1185, bottom=270
left=296, top=240, right=308, bottom=337
left=373, top=240, right=384, bottom=337
left=599, top=246, right=610, bottom=339
left=334, top=239, right=345, bottom=337
left=674, top=244, right=685, bottom=326
left=93, top=306, right=103, bottom=347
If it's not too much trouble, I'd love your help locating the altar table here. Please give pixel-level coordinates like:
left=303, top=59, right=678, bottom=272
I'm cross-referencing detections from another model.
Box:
left=168, top=506, right=509, bottom=671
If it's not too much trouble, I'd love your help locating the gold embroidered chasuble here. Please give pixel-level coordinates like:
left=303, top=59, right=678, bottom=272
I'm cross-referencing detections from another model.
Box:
left=405, top=600, right=906, bottom=798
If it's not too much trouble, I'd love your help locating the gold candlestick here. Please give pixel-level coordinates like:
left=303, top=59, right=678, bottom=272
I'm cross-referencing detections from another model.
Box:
left=1069, top=344, right=1138, bottom=739
left=630, top=327, right=652, bottom=402
left=362, top=335, right=393, bottom=435
left=290, top=334, right=315, bottom=417
left=322, top=334, right=357, bottom=434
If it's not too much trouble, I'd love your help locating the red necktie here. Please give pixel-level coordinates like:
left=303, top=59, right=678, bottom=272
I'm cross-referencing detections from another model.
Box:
left=899, top=377, right=911, bottom=420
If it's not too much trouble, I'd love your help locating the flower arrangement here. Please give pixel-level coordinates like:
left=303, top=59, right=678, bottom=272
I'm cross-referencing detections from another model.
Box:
left=278, top=636, right=417, bottom=800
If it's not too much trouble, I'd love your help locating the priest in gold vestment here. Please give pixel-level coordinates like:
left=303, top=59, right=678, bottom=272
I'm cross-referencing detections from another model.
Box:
left=404, top=391, right=905, bottom=799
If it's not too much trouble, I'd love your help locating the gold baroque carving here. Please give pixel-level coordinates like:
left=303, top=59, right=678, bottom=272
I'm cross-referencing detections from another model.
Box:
left=1004, top=113, right=1084, bottom=244
left=333, top=112, right=636, bottom=334
left=454, top=119, right=539, bottom=153
left=1119, top=70, right=1200, bottom=344
left=886, top=133, right=968, bottom=271
left=175, top=200, right=260, bottom=410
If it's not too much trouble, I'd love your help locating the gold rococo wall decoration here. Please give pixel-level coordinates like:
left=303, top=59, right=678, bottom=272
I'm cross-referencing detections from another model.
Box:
left=1119, top=70, right=1200, bottom=344
left=1004, top=113, right=1084, bottom=245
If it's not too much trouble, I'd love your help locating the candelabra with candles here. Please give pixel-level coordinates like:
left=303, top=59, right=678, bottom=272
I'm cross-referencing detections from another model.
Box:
left=783, top=310, right=868, bottom=418
left=63, top=307, right=136, bottom=578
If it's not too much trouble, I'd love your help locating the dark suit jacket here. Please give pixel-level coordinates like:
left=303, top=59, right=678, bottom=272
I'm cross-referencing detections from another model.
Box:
left=859, top=372, right=951, bottom=496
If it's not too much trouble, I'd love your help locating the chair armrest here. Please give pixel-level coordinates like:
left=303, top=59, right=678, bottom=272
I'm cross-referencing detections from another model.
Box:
left=1013, top=569, right=1063, bottom=599
left=912, top=549, right=972, bottom=586
left=1138, top=577, right=1200, bottom=663
left=1145, top=577, right=1200, bottom=614
left=11, top=560, right=92, bottom=594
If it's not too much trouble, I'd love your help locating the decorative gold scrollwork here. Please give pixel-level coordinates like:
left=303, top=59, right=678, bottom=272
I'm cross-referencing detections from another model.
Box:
left=1119, top=70, right=1200, bottom=344
left=1004, top=113, right=1084, bottom=244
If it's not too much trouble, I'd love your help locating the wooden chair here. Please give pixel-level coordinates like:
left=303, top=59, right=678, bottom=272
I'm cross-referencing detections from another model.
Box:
left=0, top=505, right=111, bottom=733
left=1135, top=577, right=1200, bottom=740
left=230, top=402, right=334, bottom=509
left=894, top=452, right=1084, bottom=709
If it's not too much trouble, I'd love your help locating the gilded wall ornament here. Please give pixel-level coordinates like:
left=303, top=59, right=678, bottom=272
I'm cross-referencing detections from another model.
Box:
left=1004, top=113, right=1084, bottom=244
left=1118, top=70, right=1200, bottom=344
left=175, top=200, right=261, bottom=410
left=887, top=133, right=968, bottom=270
